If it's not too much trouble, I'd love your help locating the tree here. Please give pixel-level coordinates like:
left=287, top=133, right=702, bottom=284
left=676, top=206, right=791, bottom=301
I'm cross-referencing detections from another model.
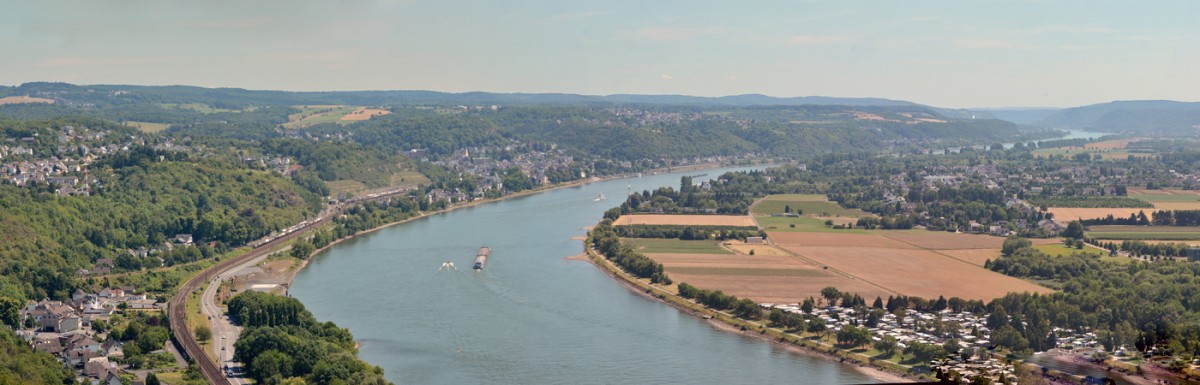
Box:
left=291, top=240, right=316, bottom=260
left=195, top=325, right=212, bottom=342
left=820, top=287, right=841, bottom=307
left=0, top=296, right=20, bottom=327
left=146, top=373, right=161, bottom=385
left=1061, top=221, right=1084, bottom=240
left=250, top=349, right=295, bottom=384
left=836, top=325, right=872, bottom=348
left=1001, top=237, right=1032, bottom=257
left=874, top=336, right=898, bottom=358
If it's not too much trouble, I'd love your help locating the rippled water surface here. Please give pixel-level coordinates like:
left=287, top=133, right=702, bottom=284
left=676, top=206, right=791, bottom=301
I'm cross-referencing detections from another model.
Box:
left=291, top=166, right=878, bottom=385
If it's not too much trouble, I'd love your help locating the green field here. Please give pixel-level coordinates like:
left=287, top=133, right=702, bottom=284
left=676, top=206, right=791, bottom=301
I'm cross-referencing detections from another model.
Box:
left=124, top=121, right=171, bottom=133
left=326, top=180, right=368, bottom=196
left=1130, top=193, right=1200, bottom=203
left=284, top=105, right=359, bottom=128
left=1034, top=243, right=1102, bottom=257
left=1087, top=232, right=1200, bottom=241
left=752, top=195, right=868, bottom=217
left=1087, top=225, right=1200, bottom=240
left=622, top=238, right=732, bottom=254
left=755, top=216, right=868, bottom=233
left=666, top=267, right=826, bottom=277
left=1034, top=243, right=1130, bottom=264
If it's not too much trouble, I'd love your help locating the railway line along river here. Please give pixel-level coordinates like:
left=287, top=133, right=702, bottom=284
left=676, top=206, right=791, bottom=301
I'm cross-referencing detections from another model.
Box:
left=289, top=165, right=880, bottom=385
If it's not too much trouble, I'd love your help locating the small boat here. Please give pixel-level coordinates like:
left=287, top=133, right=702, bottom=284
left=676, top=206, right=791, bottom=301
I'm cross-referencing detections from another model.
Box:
left=438, top=261, right=456, bottom=271
left=593, top=193, right=606, bottom=201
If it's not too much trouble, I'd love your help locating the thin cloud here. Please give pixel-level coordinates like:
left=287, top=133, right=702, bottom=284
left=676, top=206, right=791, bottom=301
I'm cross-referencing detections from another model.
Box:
left=660, top=74, right=674, bottom=80
left=628, top=27, right=726, bottom=42
left=953, top=38, right=1017, bottom=49
left=548, top=11, right=609, bottom=22
left=789, top=34, right=854, bottom=46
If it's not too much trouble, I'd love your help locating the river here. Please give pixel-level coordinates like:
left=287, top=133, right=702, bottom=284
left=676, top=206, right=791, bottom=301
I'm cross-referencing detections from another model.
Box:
left=934, top=129, right=1111, bottom=154
left=290, top=166, right=880, bottom=385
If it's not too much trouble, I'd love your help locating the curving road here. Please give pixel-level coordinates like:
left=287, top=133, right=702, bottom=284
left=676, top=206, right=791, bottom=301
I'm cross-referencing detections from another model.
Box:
left=169, top=188, right=412, bottom=385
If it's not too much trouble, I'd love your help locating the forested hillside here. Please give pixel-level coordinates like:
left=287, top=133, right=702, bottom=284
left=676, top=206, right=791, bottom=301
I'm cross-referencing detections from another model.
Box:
left=1038, top=100, right=1200, bottom=135
left=0, top=147, right=320, bottom=301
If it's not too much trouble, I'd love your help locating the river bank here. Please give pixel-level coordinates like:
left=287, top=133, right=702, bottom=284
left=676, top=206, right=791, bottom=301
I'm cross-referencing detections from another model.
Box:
left=579, top=236, right=913, bottom=383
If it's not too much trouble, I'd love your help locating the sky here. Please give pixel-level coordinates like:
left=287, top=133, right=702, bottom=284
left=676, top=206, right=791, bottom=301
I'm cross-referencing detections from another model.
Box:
left=1, top=0, right=1197, bottom=108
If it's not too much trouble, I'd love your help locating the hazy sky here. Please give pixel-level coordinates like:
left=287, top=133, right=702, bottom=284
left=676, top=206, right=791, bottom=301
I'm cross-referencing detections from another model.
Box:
left=2, top=1, right=1197, bottom=108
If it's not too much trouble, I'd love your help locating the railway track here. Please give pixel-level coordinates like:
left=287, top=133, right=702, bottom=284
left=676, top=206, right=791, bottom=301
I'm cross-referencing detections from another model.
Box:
left=168, top=189, right=409, bottom=384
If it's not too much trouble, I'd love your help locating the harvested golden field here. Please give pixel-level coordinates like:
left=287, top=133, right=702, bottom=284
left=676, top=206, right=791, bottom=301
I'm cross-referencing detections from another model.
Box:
left=648, top=251, right=889, bottom=303
left=613, top=214, right=756, bottom=227
left=880, top=231, right=1005, bottom=249
left=0, top=96, right=53, bottom=105
left=1128, top=188, right=1200, bottom=196
left=766, top=231, right=916, bottom=249
left=339, top=107, right=391, bottom=121
left=1047, top=207, right=1152, bottom=221
left=938, top=249, right=1002, bottom=266
left=723, top=242, right=790, bottom=256
left=649, top=252, right=821, bottom=270
left=1083, top=139, right=1137, bottom=149
left=780, top=245, right=1052, bottom=301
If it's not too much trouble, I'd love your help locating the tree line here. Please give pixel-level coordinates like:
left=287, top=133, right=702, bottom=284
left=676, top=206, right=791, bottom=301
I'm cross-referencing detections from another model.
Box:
left=229, top=291, right=391, bottom=385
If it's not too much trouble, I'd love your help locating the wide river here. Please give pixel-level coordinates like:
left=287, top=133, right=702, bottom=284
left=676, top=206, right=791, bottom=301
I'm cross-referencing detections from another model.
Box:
left=290, top=166, right=879, bottom=385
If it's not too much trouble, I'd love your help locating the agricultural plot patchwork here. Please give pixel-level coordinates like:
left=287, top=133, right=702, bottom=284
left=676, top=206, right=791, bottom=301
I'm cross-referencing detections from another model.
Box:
left=612, top=214, right=756, bottom=227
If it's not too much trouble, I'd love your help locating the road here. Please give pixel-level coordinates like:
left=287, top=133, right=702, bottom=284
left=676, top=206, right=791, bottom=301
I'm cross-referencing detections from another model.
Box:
left=168, top=187, right=413, bottom=385
left=200, top=248, right=278, bottom=385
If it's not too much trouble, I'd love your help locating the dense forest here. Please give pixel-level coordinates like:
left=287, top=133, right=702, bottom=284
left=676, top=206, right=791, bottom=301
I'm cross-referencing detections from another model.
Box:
left=229, top=291, right=391, bottom=385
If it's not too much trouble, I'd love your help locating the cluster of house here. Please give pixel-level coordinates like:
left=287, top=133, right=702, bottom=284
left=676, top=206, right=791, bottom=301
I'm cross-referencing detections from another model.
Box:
left=433, top=144, right=581, bottom=195
left=1, top=124, right=180, bottom=195
left=77, top=234, right=195, bottom=276
left=241, top=155, right=300, bottom=176
left=763, top=304, right=1100, bottom=385
left=16, top=287, right=164, bottom=385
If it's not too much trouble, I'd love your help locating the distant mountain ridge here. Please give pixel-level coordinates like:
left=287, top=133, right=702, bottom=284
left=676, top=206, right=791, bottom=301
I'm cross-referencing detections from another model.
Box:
left=0, top=82, right=982, bottom=117
left=1035, top=100, right=1200, bottom=135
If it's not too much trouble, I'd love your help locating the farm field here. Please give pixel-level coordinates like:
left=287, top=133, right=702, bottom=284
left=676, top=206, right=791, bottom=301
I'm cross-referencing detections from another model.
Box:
left=648, top=252, right=891, bottom=303
left=612, top=214, right=755, bottom=227
left=756, top=216, right=868, bottom=233
left=0, top=95, right=54, bottom=105
left=1047, top=207, right=1151, bottom=221
left=751, top=194, right=870, bottom=217
left=1032, top=139, right=1155, bottom=160
left=777, top=245, right=1053, bottom=300
left=623, top=238, right=731, bottom=254
left=766, top=232, right=915, bottom=248
left=723, top=241, right=791, bottom=256
left=937, top=249, right=1001, bottom=266
left=1034, top=243, right=1102, bottom=257
left=339, top=107, right=391, bottom=121
left=878, top=230, right=1007, bottom=249
left=1033, top=243, right=1131, bottom=265
left=1129, top=190, right=1200, bottom=210
left=124, top=121, right=171, bottom=133
left=284, top=105, right=360, bottom=128
left=1086, top=225, right=1200, bottom=241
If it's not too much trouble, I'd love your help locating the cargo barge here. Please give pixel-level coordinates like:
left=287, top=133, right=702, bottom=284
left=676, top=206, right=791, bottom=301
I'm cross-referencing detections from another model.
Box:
left=473, top=247, right=491, bottom=270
